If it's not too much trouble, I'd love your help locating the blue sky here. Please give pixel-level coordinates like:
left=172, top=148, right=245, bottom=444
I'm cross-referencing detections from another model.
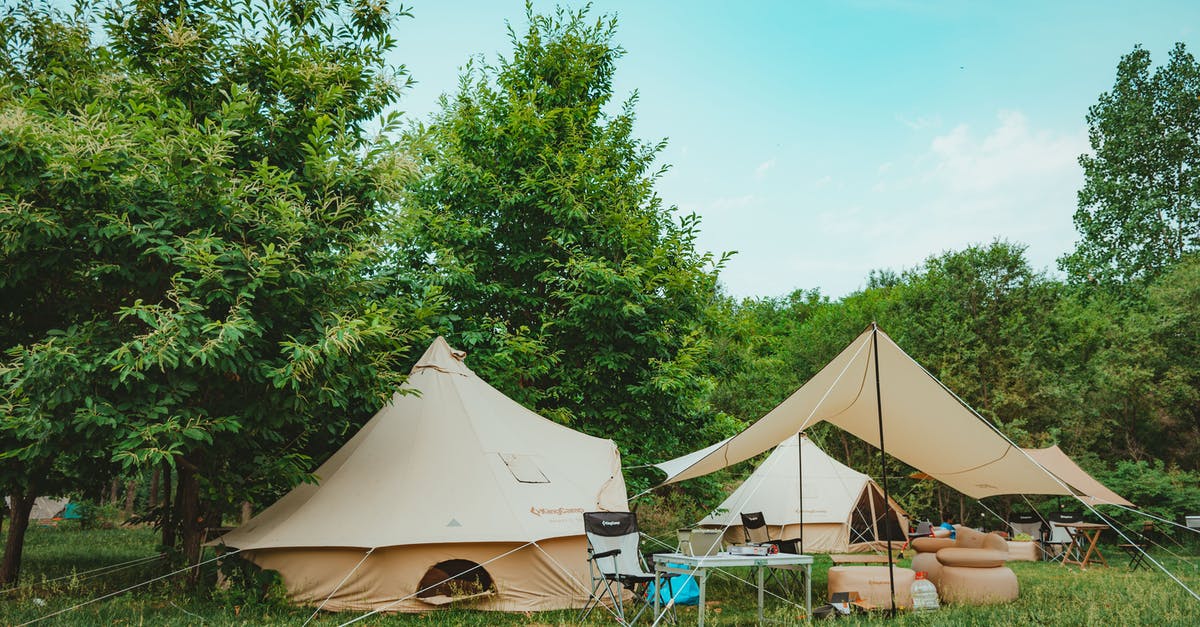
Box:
left=392, top=1, right=1197, bottom=298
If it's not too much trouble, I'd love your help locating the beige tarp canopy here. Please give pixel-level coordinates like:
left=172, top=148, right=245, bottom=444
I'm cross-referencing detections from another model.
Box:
left=656, top=325, right=1074, bottom=499
left=218, top=337, right=628, bottom=612
left=695, top=435, right=909, bottom=553
left=1023, top=445, right=1133, bottom=507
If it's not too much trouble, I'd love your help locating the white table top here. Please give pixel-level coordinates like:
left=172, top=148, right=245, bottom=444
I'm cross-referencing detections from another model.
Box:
left=652, top=551, right=814, bottom=568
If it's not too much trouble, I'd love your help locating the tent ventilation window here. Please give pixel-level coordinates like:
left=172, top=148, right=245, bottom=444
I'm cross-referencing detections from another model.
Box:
left=417, top=559, right=496, bottom=601
left=500, top=453, right=550, bottom=483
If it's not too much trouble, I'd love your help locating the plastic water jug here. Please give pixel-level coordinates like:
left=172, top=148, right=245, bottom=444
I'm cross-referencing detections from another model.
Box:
left=911, top=571, right=939, bottom=611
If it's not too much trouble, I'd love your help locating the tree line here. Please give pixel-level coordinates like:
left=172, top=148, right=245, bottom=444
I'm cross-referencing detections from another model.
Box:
left=1, top=1, right=1198, bottom=587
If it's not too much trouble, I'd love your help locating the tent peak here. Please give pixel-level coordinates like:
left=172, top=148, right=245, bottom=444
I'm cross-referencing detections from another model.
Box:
left=411, top=336, right=474, bottom=376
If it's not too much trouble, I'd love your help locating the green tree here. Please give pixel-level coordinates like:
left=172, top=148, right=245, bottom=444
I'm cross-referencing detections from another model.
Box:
left=401, top=5, right=730, bottom=487
left=1063, top=43, right=1200, bottom=285
left=0, top=0, right=435, bottom=584
left=886, top=241, right=1064, bottom=443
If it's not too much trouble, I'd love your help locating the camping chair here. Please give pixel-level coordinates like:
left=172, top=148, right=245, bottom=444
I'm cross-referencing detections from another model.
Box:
left=740, top=512, right=800, bottom=554
left=1118, top=520, right=1154, bottom=571
left=1044, top=511, right=1084, bottom=562
left=581, top=511, right=670, bottom=625
left=1008, top=512, right=1048, bottom=545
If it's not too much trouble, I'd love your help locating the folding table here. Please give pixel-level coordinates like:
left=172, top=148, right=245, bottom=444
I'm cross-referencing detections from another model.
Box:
left=651, top=551, right=813, bottom=626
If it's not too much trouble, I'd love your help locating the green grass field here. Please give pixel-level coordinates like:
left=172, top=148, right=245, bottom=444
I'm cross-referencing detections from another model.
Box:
left=3, top=525, right=1200, bottom=625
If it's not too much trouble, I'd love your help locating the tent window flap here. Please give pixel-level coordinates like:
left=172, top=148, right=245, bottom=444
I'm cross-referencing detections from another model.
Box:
left=500, top=453, right=550, bottom=483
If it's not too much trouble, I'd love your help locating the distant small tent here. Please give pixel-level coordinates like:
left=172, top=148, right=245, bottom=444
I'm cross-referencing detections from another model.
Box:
left=217, top=337, right=628, bottom=613
left=4, top=496, right=70, bottom=521
left=697, top=435, right=909, bottom=553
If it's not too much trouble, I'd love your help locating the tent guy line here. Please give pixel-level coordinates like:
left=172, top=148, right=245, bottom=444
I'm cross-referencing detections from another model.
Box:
left=302, top=547, right=376, bottom=626
left=16, top=548, right=243, bottom=627
left=0, top=552, right=167, bottom=596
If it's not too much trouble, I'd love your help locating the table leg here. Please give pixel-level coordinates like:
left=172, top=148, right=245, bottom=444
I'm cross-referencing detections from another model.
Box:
left=1061, top=530, right=1082, bottom=567
left=653, top=567, right=661, bottom=623
left=806, top=564, right=812, bottom=619
left=1081, top=530, right=1107, bottom=568
left=757, top=566, right=765, bottom=624
left=697, top=569, right=706, bottom=627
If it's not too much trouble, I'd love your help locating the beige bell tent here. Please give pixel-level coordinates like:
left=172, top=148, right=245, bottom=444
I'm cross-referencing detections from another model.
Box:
left=217, top=337, right=628, bottom=612
left=696, top=435, right=909, bottom=553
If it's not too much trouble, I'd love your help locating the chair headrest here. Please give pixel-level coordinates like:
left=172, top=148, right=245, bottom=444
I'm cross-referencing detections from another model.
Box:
left=740, top=512, right=767, bottom=528
left=584, top=511, right=638, bottom=537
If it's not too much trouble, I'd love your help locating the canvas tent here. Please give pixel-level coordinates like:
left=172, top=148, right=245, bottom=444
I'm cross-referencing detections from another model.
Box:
left=655, top=324, right=1075, bottom=499
left=217, top=337, right=628, bottom=612
left=695, top=435, right=909, bottom=553
left=3, top=496, right=69, bottom=520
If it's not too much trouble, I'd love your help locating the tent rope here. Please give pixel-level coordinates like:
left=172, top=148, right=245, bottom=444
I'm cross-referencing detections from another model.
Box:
left=1, top=552, right=167, bottom=595
left=527, top=541, right=625, bottom=624
left=16, top=548, right=242, bottom=626
left=302, top=547, right=375, bottom=626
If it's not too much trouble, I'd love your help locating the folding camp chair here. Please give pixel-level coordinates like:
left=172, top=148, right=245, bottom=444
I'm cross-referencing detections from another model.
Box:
left=740, top=512, right=800, bottom=554
left=1008, top=512, right=1048, bottom=555
left=1118, top=521, right=1154, bottom=571
left=581, top=511, right=670, bottom=625
left=900, top=520, right=933, bottom=552
left=1044, top=511, right=1084, bottom=562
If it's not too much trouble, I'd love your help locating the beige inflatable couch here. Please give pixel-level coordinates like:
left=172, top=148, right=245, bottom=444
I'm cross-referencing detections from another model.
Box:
left=910, top=526, right=1019, bottom=604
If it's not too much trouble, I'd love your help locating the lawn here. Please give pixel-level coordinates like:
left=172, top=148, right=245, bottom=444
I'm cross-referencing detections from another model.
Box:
left=3, top=525, right=1200, bottom=625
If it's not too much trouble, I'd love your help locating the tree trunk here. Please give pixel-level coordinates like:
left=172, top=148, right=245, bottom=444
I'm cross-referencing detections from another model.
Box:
left=109, top=478, right=120, bottom=505
left=1, top=491, right=37, bottom=586
left=240, top=501, right=252, bottom=524
left=162, top=461, right=176, bottom=550
left=123, top=480, right=137, bottom=519
left=148, top=468, right=159, bottom=513
left=177, top=461, right=203, bottom=586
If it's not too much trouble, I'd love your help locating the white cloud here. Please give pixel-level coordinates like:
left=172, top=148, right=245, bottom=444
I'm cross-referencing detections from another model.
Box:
left=705, top=194, right=758, bottom=214
left=896, top=113, right=942, bottom=130
left=754, top=159, right=776, bottom=180
left=684, top=111, right=1088, bottom=299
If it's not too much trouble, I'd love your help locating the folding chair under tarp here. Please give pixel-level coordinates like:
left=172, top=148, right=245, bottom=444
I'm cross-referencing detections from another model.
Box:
left=1007, top=512, right=1048, bottom=557
left=740, top=511, right=800, bottom=554
left=581, top=511, right=671, bottom=625
left=1044, top=511, right=1084, bottom=562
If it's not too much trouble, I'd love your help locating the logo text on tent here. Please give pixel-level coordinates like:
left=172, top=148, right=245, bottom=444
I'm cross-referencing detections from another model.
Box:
left=529, top=506, right=584, bottom=517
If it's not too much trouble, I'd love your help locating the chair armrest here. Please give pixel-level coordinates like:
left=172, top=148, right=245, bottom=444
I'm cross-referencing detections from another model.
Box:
left=589, top=549, right=621, bottom=561
left=936, top=547, right=1008, bottom=568
left=911, top=537, right=956, bottom=553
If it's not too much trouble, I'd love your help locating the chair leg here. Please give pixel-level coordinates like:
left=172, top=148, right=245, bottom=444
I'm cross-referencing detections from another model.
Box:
left=581, top=577, right=623, bottom=623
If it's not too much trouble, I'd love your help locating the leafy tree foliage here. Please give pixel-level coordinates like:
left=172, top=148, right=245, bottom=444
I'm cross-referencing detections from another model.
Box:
left=1063, top=43, right=1200, bottom=285
left=0, top=0, right=435, bottom=582
left=401, top=5, right=730, bottom=486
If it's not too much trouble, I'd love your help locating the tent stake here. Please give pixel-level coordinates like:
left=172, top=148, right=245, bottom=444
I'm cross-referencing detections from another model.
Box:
left=872, top=323, right=896, bottom=616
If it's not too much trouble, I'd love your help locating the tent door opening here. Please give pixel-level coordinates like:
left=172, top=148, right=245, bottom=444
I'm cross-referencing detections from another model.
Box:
left=417, top=559, right=496, bottom=600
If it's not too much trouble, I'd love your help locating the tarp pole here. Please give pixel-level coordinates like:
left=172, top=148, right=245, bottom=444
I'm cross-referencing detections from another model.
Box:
left=798, top=432, right=804, bottom=554
left=872, top=323, right=896, bottom=615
